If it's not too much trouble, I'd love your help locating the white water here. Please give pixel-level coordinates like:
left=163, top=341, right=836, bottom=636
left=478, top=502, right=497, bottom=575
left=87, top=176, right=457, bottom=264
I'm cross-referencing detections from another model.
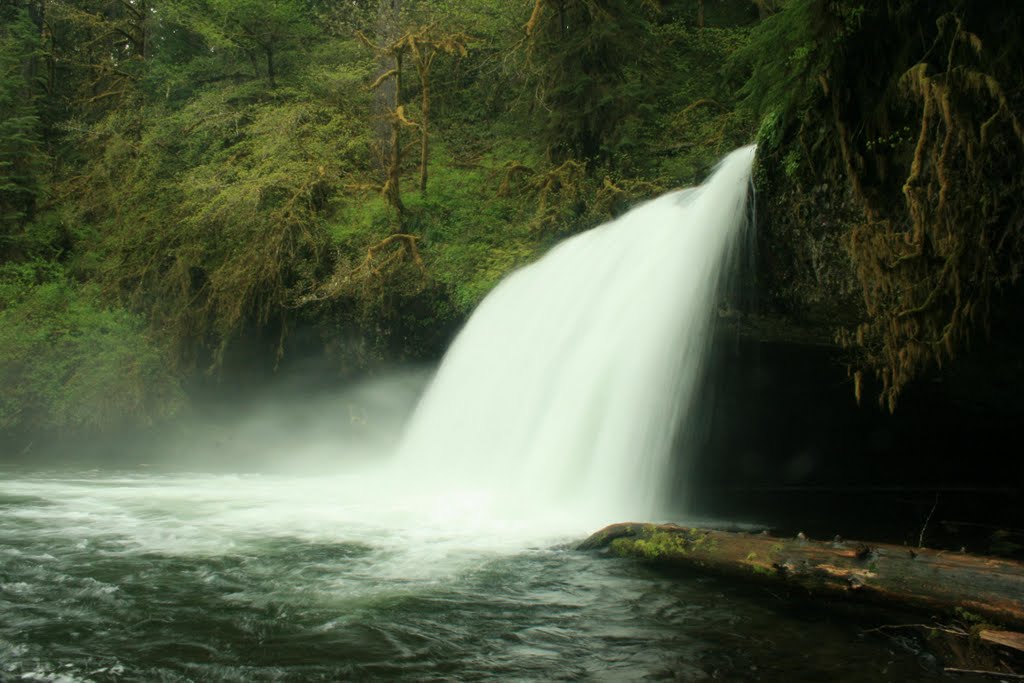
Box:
left=395, top=145, right=757, bottom=528
left=0, top=145, right=756, bottom=603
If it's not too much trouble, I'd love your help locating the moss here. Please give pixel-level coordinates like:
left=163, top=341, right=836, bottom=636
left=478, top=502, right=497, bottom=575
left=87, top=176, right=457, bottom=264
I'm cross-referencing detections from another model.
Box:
left=842, top=12, right=1024, bottom=410
left=954, top=607, right=987, bottom=626
left=609, top=538, right=639, bottom=557
left=744, top=550, right=777, bottom=577
left=607, top=528, right=718, bottom=560
left=635, top=532, right=693, bottom=559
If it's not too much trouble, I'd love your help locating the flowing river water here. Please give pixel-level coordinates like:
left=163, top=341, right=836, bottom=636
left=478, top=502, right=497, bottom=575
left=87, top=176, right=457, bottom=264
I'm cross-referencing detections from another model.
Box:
left=0, top=467, right=946, bottom=682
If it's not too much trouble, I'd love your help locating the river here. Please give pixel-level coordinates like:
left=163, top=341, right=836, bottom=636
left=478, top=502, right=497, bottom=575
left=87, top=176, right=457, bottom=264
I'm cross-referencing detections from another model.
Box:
left=0, top=467, right=947, bottom=682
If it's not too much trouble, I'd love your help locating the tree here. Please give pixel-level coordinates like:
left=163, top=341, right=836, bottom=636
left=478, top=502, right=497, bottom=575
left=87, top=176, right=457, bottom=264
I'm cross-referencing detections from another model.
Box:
left=404, top=27, right=468, bottom=194
left=358, top=25, right=467, bottom=213
left=46, top=0, right=155, bottom=115
left=524, top=0, right=658, bottom=167
left=206, top=0, right=312, bottom=86
left=0, top=2, right=43, bottom=253
left=360, top=28, right=409, bottom=214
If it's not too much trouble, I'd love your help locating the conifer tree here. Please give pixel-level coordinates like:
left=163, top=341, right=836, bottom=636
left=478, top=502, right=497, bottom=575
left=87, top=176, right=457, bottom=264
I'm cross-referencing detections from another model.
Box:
left=0, top=2, right=43, bottom=253
left=524, top=0, right=657, bottom=167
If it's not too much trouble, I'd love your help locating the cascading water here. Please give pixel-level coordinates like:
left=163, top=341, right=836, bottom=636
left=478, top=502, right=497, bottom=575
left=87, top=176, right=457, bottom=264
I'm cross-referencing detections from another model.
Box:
left=396, top=145, right=757, bottom=526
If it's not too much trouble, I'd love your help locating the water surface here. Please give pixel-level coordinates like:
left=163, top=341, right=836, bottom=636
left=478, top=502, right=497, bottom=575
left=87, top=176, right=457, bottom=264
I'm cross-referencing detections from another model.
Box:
left=0, top=468, right=948, bottom=681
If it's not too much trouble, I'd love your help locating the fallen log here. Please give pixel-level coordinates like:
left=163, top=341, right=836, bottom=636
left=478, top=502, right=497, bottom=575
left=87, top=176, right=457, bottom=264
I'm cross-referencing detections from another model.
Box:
left=579, top=523, right=1024, bottom=630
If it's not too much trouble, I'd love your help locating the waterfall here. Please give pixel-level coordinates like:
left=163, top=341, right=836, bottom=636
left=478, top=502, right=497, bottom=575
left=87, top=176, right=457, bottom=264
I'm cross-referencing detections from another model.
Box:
left=395, top=146, right=756, bottom=526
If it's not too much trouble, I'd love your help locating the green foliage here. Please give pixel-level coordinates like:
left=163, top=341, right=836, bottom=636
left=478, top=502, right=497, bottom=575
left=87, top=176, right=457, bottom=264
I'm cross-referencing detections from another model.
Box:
left=0, top=269, right=184, bottom=432
left=0, top=0, right=769, bottom=439
left=647, top=20, right=755, bottom=184
left=84, top=85, right=371, bottom=366
left=730, top=0, right=867, bottom=122
left=44, top=0, right=154, bottom=122
left=755, top=110, right=784, bottom=149
left=0, top=3, right=43, bottom=248
left=524, top=0, right=660, bottom=166
left=782, top=148, right=800, bottom=177
left=329, top=142, right=540, bottom=317
left=203, top=0, right=315, bottom=85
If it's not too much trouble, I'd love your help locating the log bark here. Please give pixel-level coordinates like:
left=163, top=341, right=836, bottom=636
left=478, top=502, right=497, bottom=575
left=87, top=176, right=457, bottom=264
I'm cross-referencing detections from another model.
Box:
left=579, top=522, right=1024, bottom=629
left=980, top=629, right=1024, bottom=653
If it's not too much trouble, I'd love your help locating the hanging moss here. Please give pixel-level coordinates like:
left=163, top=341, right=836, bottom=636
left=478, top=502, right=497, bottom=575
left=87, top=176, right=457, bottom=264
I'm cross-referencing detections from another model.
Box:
left=67, top=90, right=365, bottom=372
left=745, top=0, right=1024, bottom=409
left=845, top=13, right=1024, bottom=410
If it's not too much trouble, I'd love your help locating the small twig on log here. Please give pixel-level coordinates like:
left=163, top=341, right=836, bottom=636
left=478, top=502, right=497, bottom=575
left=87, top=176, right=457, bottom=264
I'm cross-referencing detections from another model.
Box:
left=919, top=493, right=939, bottom=548
left=944, top=668, right=1024, bottom=680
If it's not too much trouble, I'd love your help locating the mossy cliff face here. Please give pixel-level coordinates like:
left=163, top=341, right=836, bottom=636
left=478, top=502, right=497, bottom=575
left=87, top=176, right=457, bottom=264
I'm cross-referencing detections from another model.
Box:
left=753, top=138, right=864, bottom=337
left=747, top=1, right=1024, bottom=409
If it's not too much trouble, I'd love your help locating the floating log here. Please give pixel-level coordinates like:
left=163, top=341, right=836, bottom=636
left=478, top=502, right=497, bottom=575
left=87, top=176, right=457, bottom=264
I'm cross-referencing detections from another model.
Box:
left=579, top=523, right=1024, bottom=629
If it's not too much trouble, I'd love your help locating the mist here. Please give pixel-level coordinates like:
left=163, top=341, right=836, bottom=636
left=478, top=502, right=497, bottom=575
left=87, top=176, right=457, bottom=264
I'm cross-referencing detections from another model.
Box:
left=7, top=366, right=434, bottom=475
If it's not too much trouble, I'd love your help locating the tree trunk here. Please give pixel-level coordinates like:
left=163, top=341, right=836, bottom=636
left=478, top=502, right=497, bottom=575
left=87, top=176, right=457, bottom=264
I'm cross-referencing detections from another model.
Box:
left=580, top=523, right=1024, bottom=629
left=25, top=0, right=45, bottom=85
left=374, top=0, right=401, bottom=170
left=753, top=0, right=778, bottom=19
left=697, top=0, right=704, bottom=28
left=247, top=50, right=260, bottom=81
left=266, top=46, right=276, bottom=87
left=418, top=64, right=429, bottom=194
left=386, top=50, right=404, bottom=215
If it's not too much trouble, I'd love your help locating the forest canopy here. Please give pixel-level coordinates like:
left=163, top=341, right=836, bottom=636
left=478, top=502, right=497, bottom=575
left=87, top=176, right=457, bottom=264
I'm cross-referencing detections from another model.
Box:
left=1, top=0, right=1020, bottom=439
left=0, top=0, right=757, bottom=438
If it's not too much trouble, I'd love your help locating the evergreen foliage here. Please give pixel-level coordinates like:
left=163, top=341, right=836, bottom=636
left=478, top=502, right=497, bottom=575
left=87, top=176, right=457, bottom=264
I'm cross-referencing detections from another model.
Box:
left=524, top=0, right=660, bottom=166
left=0, top=3, right=43, bottom=251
